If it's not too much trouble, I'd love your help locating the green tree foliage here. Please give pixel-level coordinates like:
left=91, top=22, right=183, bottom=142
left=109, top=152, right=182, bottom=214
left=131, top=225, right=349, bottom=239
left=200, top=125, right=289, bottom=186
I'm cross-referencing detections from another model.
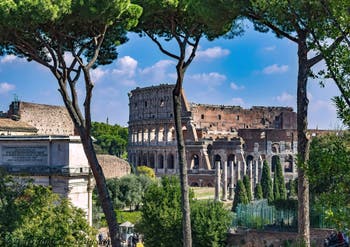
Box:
left=308, top=132, right=350, bottom=230
left=137, top=165, right=156, bottom=179
left=137, top=176, right=185, bottom=247
left=261, top=160, right=273, bottom=203
left=103, top=174, right=154, bottom=211
left=273, top=157, right=287, bottom=201
left=243, top=175, right=252, bottom=202
left=232, top=180, right=248, bottom=212
left=286, top=179, right=298, bottom=199
left=138, top=176, right=229, bottom=247
left=0, top=172, right=96, bottom=246
left=191, top=200, right=232, bottom=247
left=0, top=1, right=142, bottom=245
left=133, top=2, right=241, bottom=246
left=254, top=183, right=263, bottom=200
left=91, top=122, right=128, bottom=158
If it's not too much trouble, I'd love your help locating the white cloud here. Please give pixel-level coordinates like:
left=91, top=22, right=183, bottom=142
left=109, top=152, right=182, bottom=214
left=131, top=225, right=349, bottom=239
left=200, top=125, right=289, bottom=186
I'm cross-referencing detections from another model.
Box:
left=263, top=64, right=289, bottom=74
left=275, top=92, right=295, bottom=104
left=230, top=82, right=244, bottom=91
left=196, top=46, right=230, bottom=60
left=91, top=67, right=107, bottom=83
left=112, top=56, right=138, bottom=78
left=0, top=82, right=15, bottom=94
left=263, top=45, right=276, bottom=52
left=308, top=98, right=338, bottom=129
left=230, top=97, right=245, bottom=106
left=140, top=60, right=176, bottom=83
left=1, top=55, right=19, bottom=64
left=188, top=72, right=226, bottom=85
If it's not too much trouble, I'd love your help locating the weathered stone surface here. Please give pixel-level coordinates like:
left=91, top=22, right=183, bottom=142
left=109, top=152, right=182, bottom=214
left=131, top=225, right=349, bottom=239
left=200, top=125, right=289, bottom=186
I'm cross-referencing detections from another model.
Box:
left=128, top=84, right=299, bottom=194
left=97, top=154, right=130, bottom=179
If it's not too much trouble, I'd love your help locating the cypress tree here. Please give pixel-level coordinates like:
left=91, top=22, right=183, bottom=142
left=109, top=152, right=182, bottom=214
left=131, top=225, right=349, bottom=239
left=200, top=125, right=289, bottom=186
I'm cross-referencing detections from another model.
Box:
left=275, top=156, right=287, bottom=200
left=273, top=171, right=280, bottom=200
left=243, top=175, right=252, bottom=202
left=232, top=180, right=248, bottom=212
left=261, top=160, right=273, bottom=203
left=254, top=183, right=263, bottom=200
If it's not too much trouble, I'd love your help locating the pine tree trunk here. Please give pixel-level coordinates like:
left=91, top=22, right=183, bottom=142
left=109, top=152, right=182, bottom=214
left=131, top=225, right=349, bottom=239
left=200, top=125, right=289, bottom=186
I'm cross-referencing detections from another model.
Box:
left=78, top=128, right=120, bottom=247
left=173, top=67, right=192, bottom=247
left=297, top=35, right=310, bottom=247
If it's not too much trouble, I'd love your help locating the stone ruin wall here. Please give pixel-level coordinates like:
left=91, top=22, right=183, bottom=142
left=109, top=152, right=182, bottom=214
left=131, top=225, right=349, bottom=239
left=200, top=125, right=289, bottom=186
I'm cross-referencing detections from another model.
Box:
left=8, top=101, right=76, bottom=136
left=190, top=103, right=297, bottom=133
left=128, top=84, right=299, bottom=192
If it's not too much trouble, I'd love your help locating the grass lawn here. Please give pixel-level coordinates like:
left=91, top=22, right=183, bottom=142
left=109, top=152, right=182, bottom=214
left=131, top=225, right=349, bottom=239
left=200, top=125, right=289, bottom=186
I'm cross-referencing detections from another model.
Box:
left=191, top=187, right=215, bottom=199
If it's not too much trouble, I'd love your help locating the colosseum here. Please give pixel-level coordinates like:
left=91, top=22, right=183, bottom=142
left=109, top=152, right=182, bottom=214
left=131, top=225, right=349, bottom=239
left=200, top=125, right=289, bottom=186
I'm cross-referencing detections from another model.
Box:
left=128, top=84, right=298, bottom=199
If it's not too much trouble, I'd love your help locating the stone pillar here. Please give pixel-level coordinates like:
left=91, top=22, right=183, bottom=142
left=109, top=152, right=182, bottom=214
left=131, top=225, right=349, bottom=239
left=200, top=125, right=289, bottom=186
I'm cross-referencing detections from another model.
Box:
left=215, top=161, right=221, bottom=201
left=243, top=160, right=247, bottom=176
left=229, top=160, right=235, bottom=200
left=222, top=161, right=228, bottom=201
left=248, top=161, right=253, bottom=197
left=254, top=160, right=259, bottom=189
left=87, top=175, right=93, bottom=226
left=237, top=161, right=241, bottom=181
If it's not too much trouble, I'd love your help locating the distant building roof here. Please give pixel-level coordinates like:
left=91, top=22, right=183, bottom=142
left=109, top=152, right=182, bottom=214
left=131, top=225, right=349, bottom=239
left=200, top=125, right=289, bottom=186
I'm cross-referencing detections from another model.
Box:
left=97, top=154, right=130, bottom=179
left=0, top=118, right=37, bottom=133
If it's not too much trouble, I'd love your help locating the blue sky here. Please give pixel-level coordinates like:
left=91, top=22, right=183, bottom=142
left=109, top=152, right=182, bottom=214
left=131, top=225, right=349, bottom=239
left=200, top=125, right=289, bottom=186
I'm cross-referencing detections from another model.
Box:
left=0, top=25, right=341, bottom=129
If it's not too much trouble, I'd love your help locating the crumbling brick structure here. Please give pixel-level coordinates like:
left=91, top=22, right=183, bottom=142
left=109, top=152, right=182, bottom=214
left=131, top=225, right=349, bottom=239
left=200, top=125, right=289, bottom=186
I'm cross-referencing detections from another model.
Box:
left=128, top=84, right=298, bottom=200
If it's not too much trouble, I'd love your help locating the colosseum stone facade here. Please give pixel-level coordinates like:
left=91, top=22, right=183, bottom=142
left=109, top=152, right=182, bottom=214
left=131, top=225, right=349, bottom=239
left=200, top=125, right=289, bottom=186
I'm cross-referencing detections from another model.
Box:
left=128, top=84, right=298, bottom=199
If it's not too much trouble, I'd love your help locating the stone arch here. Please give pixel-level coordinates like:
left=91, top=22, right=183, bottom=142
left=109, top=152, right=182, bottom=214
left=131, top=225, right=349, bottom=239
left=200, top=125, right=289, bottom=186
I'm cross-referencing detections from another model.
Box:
left=284, top=155, right=293, bottom=173
left=142, top=153, right=148, bottom=166
left=228, top=154, right=235, bottom=164
left=190, top=182, right=199, bottom=187
left=149, top=153, right=155, bottom=168
left=271, top=155, right=279, bottom=173
left=246, top=155, right=254, bottom=165
left=167, top=153, right=175, bottom=169
left=137, top=153, right=142, bottom=166
left=213, top=154, right=221, bottom=169
left=191, top=154, right=200, bottom=169
left=271, top=142, right=280, bottom=154
left=158, top=154, right=164, bottom=169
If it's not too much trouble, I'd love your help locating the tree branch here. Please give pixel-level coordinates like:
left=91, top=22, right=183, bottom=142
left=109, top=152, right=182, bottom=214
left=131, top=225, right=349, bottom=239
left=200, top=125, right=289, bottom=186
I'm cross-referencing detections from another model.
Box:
left=86, top=25, right=108, bottom=70
left=246, top=11, right=299, bottom=43
left=145, top=31, right=180, bottom=60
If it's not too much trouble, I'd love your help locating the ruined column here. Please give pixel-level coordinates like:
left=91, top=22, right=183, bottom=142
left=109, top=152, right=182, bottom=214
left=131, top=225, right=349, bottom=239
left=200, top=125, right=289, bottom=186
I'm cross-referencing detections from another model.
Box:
left=243, top=160, right=247, bottom=176
left=254, top=160, right=259, bottom=189
left=229, top=160, right=235, bottom=200
left=248, top=160, right=253, bottom=197
left=222, top=161, right=228, bottom=201
left=237, top=160, right=241, bottom=181
left=215, top=161, right=221, bottom=201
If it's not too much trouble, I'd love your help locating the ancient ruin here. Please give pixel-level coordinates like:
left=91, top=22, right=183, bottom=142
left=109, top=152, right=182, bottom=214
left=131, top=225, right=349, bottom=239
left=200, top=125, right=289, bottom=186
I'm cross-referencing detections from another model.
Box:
left=0, top=100, right=129, bottom=224
left=128, top=84, right=298, bottom=199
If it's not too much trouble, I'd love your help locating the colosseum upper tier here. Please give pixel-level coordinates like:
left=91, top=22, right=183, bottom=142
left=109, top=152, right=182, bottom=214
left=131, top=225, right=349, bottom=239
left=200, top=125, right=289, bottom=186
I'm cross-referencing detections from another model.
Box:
left=128, top=84, right=298, bottom=197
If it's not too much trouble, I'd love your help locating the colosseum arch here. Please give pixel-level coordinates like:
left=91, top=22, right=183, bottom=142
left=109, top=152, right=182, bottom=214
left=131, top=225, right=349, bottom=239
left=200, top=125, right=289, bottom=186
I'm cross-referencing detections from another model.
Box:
left=271, top=142, right=280, bottom=154
left=167, top=153, right=175, bottom=169
left=142, top=153, right=148, bottom=166
left=149, top=153, right=155, bottom=168
left=284, top=154, right=293, bottom=173
left=227, top=154, right=235, bottom=164
left=191, top=154, right=200, bottom=169
left=158, top=154, right=164, bottom=169
left=271, top=155, right=279, bottom=173
left=213, top=154, right=222, bottom=169
left=246, top=155, right=254, bottom=165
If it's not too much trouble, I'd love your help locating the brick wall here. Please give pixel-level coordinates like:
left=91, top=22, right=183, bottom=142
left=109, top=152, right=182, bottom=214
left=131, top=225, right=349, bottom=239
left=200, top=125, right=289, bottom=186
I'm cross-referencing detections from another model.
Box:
left=8, top=101, right=75, bottom=136
left=97, top=154, right=130, bottom=179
